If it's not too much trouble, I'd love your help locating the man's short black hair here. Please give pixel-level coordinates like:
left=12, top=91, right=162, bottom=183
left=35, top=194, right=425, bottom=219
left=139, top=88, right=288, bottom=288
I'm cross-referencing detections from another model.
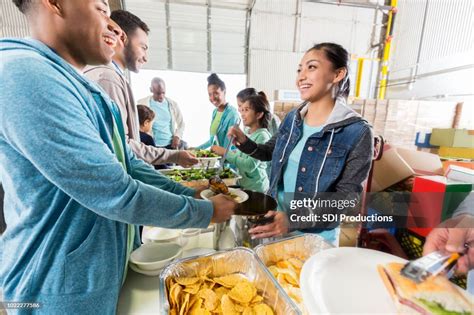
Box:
left=110, top=10, right=150, bottom=37
left=12, top=0, right=31, bottom=13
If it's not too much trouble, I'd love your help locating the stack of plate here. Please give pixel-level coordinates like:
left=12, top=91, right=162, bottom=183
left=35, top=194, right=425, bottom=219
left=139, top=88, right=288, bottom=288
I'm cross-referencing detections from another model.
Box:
left=129, top=242, right=183, bottom=276
left=141, top=227, right=181, bottom=244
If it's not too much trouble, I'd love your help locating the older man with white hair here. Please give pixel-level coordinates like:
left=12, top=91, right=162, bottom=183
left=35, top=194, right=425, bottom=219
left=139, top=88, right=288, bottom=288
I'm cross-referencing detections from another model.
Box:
left=138, top=77, right=186, bottom=149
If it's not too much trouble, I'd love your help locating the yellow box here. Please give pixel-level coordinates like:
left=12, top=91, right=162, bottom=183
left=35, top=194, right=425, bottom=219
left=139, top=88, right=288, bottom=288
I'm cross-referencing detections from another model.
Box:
left=439, top=146, right=474, bottom=159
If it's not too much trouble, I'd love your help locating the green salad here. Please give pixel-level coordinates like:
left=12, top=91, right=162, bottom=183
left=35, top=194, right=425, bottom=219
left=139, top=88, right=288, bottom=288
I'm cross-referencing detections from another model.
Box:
left=193, top=149, right=219, bottom=158
left=165, top=168, right=234, bottom=182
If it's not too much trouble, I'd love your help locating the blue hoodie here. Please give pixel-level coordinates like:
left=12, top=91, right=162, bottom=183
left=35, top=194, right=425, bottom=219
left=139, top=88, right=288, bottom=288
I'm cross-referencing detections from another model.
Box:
left=196, top=103, right=239, bottom=150
left=0, top=38, right=213, bottom=314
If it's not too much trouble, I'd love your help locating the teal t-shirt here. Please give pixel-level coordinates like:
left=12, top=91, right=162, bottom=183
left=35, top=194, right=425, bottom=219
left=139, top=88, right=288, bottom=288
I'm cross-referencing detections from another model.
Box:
left=277, top=122, right=323, bottom=210
left=226, top=128, right=271, bottom=193
left=277, top=122, right=340, bottom=245
left=149, top=99, right=173, bottom=146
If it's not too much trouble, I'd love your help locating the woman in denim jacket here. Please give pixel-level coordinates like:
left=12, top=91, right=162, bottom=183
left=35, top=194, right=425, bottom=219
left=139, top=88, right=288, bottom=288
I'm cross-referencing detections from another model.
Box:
left=229, top=43, right=373, bottom=245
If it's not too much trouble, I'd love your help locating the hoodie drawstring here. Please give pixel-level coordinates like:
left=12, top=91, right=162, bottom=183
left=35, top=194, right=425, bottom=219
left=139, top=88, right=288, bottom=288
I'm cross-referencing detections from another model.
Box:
left=279, top=115, right=296, bottom=163
left=313, top=129, right=335, bottom=198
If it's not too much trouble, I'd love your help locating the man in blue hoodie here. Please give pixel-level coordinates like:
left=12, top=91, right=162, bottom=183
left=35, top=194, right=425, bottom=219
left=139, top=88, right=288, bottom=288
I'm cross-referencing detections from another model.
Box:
left=0, top=0, right=235, bottom=313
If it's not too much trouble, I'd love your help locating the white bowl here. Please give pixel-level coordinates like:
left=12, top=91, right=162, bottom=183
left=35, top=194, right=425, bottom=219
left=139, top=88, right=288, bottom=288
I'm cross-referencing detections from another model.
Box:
left=195, top=157, right=220, bottom=168
left=141, top=227, right=181, bottom=243
left=200, top=188, right=249, bottom=203
left=129, top=242, right=182, bottom=271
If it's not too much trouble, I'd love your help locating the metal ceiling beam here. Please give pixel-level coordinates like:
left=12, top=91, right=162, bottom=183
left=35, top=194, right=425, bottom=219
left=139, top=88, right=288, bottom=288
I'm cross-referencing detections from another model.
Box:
left=155, top=0, right=249, bottom=11
left=293, top=0, right=302, bottom=52
left=245, top=0, right=256, bottom=80
left=207, top=0, right=212, bottom=72
left=165, top=0, right=173, bottom=69
left=303, top=0, right=392, bottom=11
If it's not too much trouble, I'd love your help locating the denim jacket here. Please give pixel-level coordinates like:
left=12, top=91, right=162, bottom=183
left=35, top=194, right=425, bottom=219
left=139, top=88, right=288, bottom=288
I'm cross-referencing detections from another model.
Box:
left=238, top=97, right=373, bottom=231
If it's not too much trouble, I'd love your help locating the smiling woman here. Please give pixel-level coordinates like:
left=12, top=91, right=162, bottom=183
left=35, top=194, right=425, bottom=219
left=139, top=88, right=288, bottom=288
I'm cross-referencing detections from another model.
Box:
left=195, top=73, right=240, bottom=150
left=228, top=43, right=373, bottom=245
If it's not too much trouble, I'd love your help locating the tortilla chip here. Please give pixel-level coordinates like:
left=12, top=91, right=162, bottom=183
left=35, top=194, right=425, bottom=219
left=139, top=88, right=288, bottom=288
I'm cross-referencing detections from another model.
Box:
left=253, top=303, right=274, bottom=315
left=221, top=294, right=238, bottom=315
left=214, top=274, right=246, bottom=288
left=228, top=281, right=257, bottom=304
left=176, top=276, right=200, bottom=286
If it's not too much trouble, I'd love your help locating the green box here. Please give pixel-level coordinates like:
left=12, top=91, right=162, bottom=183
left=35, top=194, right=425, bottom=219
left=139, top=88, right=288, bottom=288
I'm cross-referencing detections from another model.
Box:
left=430, top=128, right=474, bottom=148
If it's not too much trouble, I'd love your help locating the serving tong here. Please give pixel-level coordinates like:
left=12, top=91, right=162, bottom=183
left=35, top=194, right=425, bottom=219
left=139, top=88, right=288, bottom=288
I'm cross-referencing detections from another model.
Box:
left=208, top=120, right=241, bottom=196
left=218, top=119, right=241, bottom=172
left=401, top=249, right=466, bottom=283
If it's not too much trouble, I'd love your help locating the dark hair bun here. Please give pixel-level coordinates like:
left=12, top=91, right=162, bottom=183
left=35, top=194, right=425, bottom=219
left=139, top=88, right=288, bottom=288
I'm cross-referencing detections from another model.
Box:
left=207, top=73, right=226, bottom=91
left=207, top=73, right=219, bottom=84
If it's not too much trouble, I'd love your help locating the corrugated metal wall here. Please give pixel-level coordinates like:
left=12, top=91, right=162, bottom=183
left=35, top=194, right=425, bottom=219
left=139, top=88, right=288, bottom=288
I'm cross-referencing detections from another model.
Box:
left=1, top=0, right=30, bottom=38
left=299, top=2, right=376, bottom=53
left=126, top=0, right=248, bottom=74
left=249, top=0, right=381, bottom=100
left=419, top=0, right=473, bottom=62
left=126, top=1, right=169, bottom=70
left=210, top=7, right=247, bottom=73
left=389, top=0, right=474, bottom=82
left=387, top=0, right=474, bottom=129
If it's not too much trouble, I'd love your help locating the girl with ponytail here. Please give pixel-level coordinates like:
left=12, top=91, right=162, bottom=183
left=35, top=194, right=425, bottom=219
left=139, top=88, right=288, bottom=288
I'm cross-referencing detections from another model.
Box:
left=236, top=88, right=281, bottom=136
left=211, top=91, right=272, bottom=192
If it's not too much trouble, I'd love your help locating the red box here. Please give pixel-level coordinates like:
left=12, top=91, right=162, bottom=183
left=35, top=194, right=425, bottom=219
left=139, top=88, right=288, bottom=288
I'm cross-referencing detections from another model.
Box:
left=407, top=176, right=472, bottom=237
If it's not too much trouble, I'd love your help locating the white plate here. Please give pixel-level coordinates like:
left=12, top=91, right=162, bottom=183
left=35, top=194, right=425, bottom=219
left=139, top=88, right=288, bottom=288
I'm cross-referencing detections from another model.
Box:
left=300, top=247, right=406, bottom=314
left=195, top=157, right=220, bottom=168
left=129, top=262, right=162, bottom=277
left=200, top=188, right=249, bottom=203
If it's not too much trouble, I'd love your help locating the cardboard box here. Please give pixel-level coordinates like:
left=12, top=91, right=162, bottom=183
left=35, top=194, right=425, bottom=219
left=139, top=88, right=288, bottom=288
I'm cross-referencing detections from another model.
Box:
left=371, top=145, right=443, bottom=192
left=272, top=101, right=301, bottom=121
left=274, top=89, right=301, bottom=102
left=430, top=128, right=474, bottom=148
left=273, top=101, right=284, bottom=112
left=439, top=146, right=474, bottom=159
left=381, top=100, right=419, bottom=149
left=446, top=165, right=474, bottom=184
left=415, top=132, right=438, bottom=148
left=407, top=176, right=472, bottom=237
left=362, top=99, right=376, bottom=125
left=416, top=147, right=439, bottom=155
left=442, top=160, right=474, bottom=173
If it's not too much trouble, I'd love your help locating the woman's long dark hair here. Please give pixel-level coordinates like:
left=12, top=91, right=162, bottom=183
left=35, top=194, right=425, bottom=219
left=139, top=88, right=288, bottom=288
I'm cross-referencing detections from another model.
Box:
left=307, top=42, right=350, bottom=98
left=236, top=87, right=257, bottom=102
left=244, top=91, right=271, bottom=129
